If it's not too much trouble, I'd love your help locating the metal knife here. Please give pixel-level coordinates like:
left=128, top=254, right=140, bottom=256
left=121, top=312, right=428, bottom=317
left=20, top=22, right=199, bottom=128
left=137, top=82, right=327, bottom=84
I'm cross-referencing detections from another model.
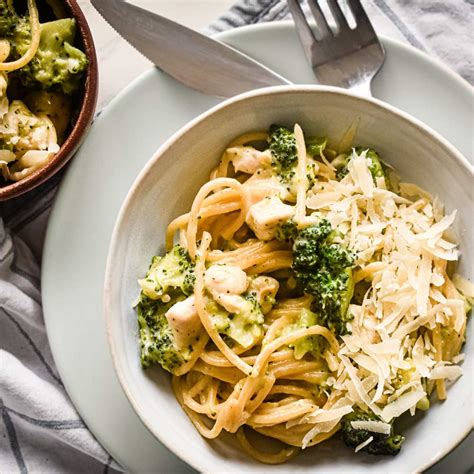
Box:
left=91, top=0, right=291, bottom=98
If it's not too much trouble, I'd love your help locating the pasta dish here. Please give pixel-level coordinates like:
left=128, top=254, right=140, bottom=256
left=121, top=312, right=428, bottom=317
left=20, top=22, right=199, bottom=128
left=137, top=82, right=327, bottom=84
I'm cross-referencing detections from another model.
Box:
left=135, top=123, right=472, bottom=463
left=0, top=0, right=87, bottom=182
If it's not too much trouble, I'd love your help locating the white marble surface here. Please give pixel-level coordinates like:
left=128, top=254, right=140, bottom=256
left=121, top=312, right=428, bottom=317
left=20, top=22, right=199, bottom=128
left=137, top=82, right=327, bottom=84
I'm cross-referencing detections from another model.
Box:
left=77, top=0, right=235, bottom=110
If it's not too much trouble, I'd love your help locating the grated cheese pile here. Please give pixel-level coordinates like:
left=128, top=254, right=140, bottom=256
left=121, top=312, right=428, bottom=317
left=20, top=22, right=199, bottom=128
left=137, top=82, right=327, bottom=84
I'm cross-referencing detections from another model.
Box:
left=297, top=149, right=473, bottom=446
left=220, top=130, right=471, bottom=453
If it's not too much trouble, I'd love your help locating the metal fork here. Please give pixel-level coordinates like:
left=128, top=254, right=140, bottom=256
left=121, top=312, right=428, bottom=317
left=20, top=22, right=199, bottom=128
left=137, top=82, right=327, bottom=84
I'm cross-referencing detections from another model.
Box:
left=287, top=0, right=385, bottom=96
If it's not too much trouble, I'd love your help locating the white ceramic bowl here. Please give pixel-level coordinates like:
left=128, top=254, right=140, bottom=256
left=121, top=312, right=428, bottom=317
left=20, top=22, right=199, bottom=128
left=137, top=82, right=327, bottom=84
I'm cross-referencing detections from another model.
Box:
left=104, top=86, right=473, bottom=473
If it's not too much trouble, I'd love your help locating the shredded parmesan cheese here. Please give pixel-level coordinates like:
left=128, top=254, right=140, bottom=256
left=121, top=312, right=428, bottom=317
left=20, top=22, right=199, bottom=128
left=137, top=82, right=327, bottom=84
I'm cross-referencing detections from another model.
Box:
left=380, top=391, right=426, bottom=422
left=452, top=353, right=465, bottom=364
left=355, top=436, right=374, bottom=453
left=349, top=151, right=374, bottom=198
left=430, top=365, right=463, bottom=381
left=303, top=405, right=353, bottom=424
left=351, top=420, right=392, bottom=435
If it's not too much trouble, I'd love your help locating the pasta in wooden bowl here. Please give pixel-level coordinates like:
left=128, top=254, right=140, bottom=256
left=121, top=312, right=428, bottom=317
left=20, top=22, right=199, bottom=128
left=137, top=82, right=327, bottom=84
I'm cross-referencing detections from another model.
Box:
left=0, top=0, right=97, bottom=200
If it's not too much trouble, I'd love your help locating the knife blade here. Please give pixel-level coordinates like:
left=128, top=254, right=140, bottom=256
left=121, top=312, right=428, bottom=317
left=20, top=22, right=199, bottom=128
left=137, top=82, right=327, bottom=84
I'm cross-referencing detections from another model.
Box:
left=91, top=0, right=291, bottom=98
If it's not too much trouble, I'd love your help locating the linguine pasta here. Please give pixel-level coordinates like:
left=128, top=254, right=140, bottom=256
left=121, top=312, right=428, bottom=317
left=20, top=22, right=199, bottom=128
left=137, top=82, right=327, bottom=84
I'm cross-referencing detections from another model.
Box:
left=136, top=124, right=472, bottom=463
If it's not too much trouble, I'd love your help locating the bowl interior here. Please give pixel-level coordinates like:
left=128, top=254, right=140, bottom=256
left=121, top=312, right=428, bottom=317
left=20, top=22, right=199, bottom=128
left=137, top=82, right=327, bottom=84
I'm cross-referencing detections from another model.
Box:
left=104, top=87, right=473, bottom=473
left=0, top=0, right=98, bottom=201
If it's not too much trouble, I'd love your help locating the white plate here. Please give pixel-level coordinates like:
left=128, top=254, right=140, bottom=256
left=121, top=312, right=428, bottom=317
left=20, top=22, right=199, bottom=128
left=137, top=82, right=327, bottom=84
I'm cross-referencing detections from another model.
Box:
left=42, top=22, right=473, bottom=473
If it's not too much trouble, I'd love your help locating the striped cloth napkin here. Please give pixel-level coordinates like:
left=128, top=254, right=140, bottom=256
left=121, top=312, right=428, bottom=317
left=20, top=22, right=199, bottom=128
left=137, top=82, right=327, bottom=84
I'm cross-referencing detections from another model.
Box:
left=0, top=1, right=472, bottom=472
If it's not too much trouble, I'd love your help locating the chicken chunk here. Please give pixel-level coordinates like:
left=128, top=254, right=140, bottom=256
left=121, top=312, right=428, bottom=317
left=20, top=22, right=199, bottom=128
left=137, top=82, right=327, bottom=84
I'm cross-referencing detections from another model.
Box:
left=204, top=264, right=248, bottom=297
left=248, top=276, right=280, bottom=314
left=165, top=296, right=202, bottom=349
left=214, top=293, right=250, bottom=314
left=246, top=196, right=295, bottom=241
left=243, top=171, right=293, bottom=207
left=204, top=264, right=250, bottom=314
left=227, top=146, right=271, bottom=174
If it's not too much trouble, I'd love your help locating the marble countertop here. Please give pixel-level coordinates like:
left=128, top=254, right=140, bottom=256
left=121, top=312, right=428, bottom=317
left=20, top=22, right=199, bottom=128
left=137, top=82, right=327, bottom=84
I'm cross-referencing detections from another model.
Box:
left=77, top=0, right=234, bottom=110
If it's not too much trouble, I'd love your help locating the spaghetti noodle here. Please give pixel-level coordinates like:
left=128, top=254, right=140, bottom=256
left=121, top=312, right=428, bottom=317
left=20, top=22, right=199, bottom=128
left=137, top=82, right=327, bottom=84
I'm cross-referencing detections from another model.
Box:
left=0, top=0, right=40, bottom=72
left=136, top=124, right=472, bottom=463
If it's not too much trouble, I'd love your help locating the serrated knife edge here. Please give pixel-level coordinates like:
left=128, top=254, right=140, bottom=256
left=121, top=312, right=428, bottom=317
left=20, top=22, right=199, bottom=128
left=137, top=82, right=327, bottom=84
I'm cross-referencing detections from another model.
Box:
left=91, top=0, right=291, bottom=98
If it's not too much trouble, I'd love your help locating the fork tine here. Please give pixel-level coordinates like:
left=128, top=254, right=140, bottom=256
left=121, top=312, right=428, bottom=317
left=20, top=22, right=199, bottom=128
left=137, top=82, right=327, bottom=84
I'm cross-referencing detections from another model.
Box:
left=287, top=0, right=317, bottom=60
left=346, top=0, right=375, bottom=32
left=307, top=0, right=332, bottom=38
left=288, top=0, right=384, bottom=92
left=327, top=0, right=349, bottom=31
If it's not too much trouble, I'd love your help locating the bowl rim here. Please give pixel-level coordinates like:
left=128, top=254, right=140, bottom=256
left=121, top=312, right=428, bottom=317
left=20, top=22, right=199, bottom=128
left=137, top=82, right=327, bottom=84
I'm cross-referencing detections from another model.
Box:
left=103, top=84, right=473, bottom=473
left=0, top=0, right=99, bottom=201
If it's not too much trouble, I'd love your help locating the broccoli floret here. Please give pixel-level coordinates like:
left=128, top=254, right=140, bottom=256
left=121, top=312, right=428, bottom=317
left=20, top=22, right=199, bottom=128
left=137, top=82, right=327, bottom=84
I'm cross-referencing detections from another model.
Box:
left=0, top=0, right=19, bottom=37
left=334, top=147, right=390, bottom=188
left=292, top=220, right=355, bottom=336
left=306, top=136, right=327, bottom=157
left=331, top=153, right=349, bottom=178
left=293, top=219, right=333, bottom=266
left=11, top=18, right=87, bottom=94
left=267, top=125, right=321, bottom=192
left=136, top=245, right=197, bottom=372
left=356, top=147, right=386, bottom=180
left=299, top=267, right=354, bottom=333
left=341, top=409, right=405, bottom=456
left=136, top=293, right=192, bottom=372
left=275, top=218, right=298, bottom=242
left=268, top=126, right=330, bottom=174
left=284, top=309, right=326, bottom=360
left=208, top=292, right=264, bottom=348
left=323, top=243, right=354, bottom=267
left=268, top=125, right=298, bottom=177
left=139, top=245, right=195, bottom=300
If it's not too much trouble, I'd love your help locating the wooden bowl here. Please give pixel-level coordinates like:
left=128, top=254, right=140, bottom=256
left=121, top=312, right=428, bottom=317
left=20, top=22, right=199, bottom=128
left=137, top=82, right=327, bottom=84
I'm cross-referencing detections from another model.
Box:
left=0, top=0, right=98, bottom=201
